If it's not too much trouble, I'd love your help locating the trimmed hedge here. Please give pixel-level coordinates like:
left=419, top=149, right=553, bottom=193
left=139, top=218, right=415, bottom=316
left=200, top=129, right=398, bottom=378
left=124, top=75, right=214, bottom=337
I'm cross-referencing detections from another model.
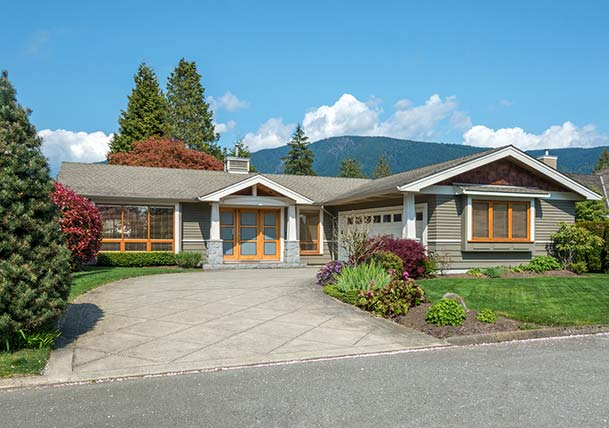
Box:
left=96, top=252, right=177, bottom=267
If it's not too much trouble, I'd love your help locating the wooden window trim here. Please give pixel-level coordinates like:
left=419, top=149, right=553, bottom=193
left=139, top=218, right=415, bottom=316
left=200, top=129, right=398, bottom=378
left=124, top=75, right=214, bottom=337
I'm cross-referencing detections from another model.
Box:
left=299, top=210, right=321, bottom=255
left=100, top=205, right=175, bottom=252
left=469, top=200, right=531, bottom=243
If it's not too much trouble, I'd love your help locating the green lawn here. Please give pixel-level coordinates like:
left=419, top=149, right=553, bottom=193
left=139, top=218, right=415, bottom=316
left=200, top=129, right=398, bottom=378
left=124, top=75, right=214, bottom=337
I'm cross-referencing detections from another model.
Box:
left=419, top=274, right=609, bottom=326
left=70, top=266, right=187, bottom=300
left=1, top=266, right=188, bottom=378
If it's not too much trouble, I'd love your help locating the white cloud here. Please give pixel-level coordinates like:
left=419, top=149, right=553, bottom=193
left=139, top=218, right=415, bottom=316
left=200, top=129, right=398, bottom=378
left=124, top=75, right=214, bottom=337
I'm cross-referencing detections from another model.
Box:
left=215, top=120, right=236, bottom=133
left=209, top=91, right=249, bottom=112
left=463, top=121, right=609, bottom=150
left=243, top=118, right=294, bottom=152
left=39, top=129, right=112, bottom=175
left=25, top=30, right=50, bottom=56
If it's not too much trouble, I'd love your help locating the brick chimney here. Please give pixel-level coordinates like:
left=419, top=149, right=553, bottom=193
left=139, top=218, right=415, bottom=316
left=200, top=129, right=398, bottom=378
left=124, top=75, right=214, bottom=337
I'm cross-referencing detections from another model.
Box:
left=538, top=149, right=557, bottom=169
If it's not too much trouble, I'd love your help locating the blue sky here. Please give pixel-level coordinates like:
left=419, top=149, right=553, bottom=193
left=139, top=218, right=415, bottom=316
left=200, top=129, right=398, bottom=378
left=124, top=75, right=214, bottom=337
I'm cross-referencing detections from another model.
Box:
left=3, top=0, right=609, bottom=174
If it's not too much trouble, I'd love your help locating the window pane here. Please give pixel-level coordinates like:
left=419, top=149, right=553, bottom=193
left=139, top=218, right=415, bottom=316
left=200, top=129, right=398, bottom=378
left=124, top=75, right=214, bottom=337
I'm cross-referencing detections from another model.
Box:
left=512, top=204, right=528, bottom=239
left=221, top=226, right=234, bottom=241
left=264, top=227, right=276, bottom=240
left=493, top=203, right=509, bottom=239
left=150, top=207, right=174, bottom=239
left=264, top=212, right=277, bottom=226
left=151, top=242, right=173, bottom=251
left=240, top=227, right=257, bottom=241
left=98, top=206, right=122, bottom=239
left=223, top=242, right=234, bottom=255
left=383, top=214, right=392, bottom=223
left=220, top=211, right=234, bottom=225
left=393, top=213, right=402, bottom=222
left=240, top=211, right=257, bottom=226
left=472, top=202, right=489, bottom=238
left=124, top=206, right=148, bottom=239
left=373, top=215, right=381, bottom=223
left=264, top=242, right=276, bottom=255
left=100, top=242, right=120, bottom=251
left=299, top=211, right=319, bottom=243
left=240, top=242, right=256, bottom=255
left=125, top=242, right=147, bottom=251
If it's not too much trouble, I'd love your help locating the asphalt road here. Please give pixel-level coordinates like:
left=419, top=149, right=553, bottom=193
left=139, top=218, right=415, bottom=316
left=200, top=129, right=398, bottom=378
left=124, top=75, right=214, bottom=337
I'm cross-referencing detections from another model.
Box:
left=2, top=334, right=609, bottom=428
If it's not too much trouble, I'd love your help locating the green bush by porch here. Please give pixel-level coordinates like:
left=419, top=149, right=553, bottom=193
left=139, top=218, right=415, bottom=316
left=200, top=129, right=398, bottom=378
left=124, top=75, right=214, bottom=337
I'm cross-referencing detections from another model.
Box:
left=96, top=251, right=178, bottom=267
left=420, top=274, right=609, bottom=326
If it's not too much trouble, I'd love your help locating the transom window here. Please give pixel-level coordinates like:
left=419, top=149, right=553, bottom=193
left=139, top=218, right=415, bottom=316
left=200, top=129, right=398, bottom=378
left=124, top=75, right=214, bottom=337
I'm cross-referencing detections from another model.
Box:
left=471, top=200, right=530, bottom=242
left=98, top=205, right=174, bottom=252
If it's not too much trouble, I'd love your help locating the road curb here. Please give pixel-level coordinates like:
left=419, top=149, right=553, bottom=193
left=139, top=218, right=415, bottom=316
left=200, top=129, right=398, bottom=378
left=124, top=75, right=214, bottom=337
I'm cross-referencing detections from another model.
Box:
left=446, top=324, right=609, bottom=346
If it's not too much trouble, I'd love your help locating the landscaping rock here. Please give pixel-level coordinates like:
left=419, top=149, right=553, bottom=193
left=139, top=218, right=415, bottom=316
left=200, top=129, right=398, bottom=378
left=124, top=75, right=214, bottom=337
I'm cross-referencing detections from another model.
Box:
left=442, top=293, right=468, bottom=311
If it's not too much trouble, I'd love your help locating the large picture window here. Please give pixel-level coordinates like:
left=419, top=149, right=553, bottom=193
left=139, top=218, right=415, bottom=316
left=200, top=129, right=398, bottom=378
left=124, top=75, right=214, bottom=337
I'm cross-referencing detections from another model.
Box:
left=299, top=210, right=320, bottom=254
left=471, top=201, right=530, bottom=242
left=98, top=205, right=174, bottom=252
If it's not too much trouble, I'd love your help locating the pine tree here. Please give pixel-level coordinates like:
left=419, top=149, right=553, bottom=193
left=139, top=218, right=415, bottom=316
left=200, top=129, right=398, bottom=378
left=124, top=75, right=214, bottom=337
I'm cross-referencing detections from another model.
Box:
left=594, top=148, right=609, bottom=172
left=109, top=62, right=169, bottom=154
left=0, top=70, right=72, bottom=344
left=372, top=155, right=391, bottom=178
left=282, top=124, right=316, bottom=175
left=166, top=58, right=221, bottom=158
left=338, top=158, right=367, bottom=178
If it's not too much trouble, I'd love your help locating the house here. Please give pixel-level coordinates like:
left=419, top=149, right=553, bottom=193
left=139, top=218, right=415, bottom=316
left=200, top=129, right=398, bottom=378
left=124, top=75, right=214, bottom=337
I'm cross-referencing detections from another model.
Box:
left=57, top=145, right=601, bottom=271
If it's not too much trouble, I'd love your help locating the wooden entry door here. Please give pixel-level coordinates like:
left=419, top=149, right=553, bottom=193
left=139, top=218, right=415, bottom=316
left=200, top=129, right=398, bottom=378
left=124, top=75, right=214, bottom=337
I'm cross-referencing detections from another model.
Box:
left=220, top=208, right=280, bottom=261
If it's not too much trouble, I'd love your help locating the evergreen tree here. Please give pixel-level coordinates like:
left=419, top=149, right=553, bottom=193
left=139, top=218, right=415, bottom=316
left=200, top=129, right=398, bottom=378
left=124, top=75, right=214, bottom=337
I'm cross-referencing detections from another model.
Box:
left=166, top=58, right=221, bottom=158
left=282, top=124, right=316, bottom=175
left=338, top=158, right=367, bottom=178
left=372, top=155, right=391, bottom=178
left=0, top=70, right=72, bottom=345
left=594, top=148, right=609, bottom=172
left=109, top=62, right=169, bottom=154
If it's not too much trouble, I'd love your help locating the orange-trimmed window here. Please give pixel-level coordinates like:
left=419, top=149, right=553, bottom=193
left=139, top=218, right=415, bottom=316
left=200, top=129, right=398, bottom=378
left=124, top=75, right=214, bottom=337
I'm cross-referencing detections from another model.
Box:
left=98, top=205, right=174, bottom=252
left=471, top=201, right=530, bottom=242
left=299, top=210, right=320, bottom=254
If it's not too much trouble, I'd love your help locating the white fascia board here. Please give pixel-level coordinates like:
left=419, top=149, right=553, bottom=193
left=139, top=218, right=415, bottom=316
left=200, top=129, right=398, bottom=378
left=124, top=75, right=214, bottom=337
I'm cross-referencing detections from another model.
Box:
left=198, top=174, right=314, bottom=204
left=460, top=189, right=551, bottom=199
left=397, top=146, right=602, bottom=201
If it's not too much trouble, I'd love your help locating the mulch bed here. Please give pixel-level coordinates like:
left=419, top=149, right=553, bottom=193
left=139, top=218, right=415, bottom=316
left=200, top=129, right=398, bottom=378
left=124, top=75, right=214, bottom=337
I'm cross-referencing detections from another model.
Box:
left=395, top=303, right=524, bottom=339
left=446, top=269, right=578, bottom=279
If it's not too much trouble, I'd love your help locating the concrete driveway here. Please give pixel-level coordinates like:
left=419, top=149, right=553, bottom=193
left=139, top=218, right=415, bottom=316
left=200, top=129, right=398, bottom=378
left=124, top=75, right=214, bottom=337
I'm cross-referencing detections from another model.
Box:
left=43, top=268, right=443, bottom=383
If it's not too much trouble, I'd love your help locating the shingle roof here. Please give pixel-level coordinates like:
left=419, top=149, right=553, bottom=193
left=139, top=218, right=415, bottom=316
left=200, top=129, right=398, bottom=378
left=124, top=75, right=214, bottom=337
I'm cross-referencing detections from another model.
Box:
left=456, top=184, right=550, bottom=195
left=323, top=146, right=507, bottom=204
left=568, top=173, right=604, bottom=194
left=57, top=162, right=369, bottom=204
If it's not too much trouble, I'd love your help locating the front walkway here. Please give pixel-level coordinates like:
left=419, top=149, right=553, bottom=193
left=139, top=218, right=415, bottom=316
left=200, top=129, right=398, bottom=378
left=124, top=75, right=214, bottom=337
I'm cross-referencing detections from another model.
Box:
left=35, top=269, right=444, bottom=385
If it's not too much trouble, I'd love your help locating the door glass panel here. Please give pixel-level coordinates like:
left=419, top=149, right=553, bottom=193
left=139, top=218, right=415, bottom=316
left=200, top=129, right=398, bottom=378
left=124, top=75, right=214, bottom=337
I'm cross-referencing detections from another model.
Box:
left=240, top=227, right=257, bottom=241
left=240, top=212, right=257, bottom=226
left=240, top=242, right=257, bottom=255
left=493, top=203, right=509, bottom=238
left=220, top=211, right=234, bottom=225
left=264, top=212, right=277, bottom=226
left=221, top=226, right=234, bottom=240
left=222, top=242, right=234, bottom=255
left=264, top=227, right=277, bottom=240
left=264, top=242, right=276, bottom=255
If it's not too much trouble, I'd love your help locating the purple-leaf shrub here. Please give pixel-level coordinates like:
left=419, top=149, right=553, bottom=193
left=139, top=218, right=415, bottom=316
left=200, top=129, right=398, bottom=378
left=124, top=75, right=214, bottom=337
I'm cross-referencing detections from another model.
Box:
left=370, top=236, right=428, bottom=279
left=316, top=261, right=348, bottom=286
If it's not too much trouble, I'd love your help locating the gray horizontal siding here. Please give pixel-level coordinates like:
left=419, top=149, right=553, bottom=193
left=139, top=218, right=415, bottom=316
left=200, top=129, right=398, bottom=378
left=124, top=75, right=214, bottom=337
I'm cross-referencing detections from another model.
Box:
left=182, top=241, right=208, bottom=263
left=182, top=202, right=210, bottom=243
left=428, top=195, right=462, bottom=242
left=535, top=199, right=575, bottom=243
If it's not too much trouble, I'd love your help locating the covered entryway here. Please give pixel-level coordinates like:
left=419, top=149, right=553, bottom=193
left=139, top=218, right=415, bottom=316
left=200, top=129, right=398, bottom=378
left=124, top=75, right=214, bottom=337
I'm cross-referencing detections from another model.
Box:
left=220, top=208, right=280, bottom=261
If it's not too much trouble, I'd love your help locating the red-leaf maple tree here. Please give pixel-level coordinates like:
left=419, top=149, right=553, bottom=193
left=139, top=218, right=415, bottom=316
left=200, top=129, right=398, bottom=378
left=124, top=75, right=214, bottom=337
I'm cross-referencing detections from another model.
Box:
left=107, top=137, right=224, bottom=170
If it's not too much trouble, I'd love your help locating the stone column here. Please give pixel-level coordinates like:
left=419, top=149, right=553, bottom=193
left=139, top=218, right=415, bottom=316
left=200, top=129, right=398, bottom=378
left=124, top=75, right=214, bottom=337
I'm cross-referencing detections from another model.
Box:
left=207, top=202, right=223, bottom=265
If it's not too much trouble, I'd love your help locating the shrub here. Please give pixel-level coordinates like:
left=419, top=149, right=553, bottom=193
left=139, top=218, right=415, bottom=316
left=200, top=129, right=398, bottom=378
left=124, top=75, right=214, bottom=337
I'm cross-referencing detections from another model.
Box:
left=466, top=268, right=484, bottom=277
left=371, top=251, right=404, bottom=274
left=428, top=250, right=452, bottom=276
left=577, top=221, right=609, bottom=272
left=426, top=299, right=466, bottom=326
left=0, top=71, right=72, bottom=346
left=337, top=218, right=387, bottom=264
left=357, top=278, right=425, bottom=318
left=96, top=251, right=177, bottom=267
left=476, top=309, right=497, bottom=324
left=316, top=261, right=348, bottom=286
left=323, top=285, right=360, bottom=305
left=52, top=182, right=103, bottom=266
left=372, top=236, right=428, bottom=279
left=482, top=266, right=505, bottom=279
left=551, top=223, right=604, bottom=271
left=569, top=261, right=588, bottom=275
left=18, top=330, right=61, bottom=350
left=523, top=256, right=561, bottom=273
left=175, top=251, right=201, bottom=268
left=334, top=260, right=392, bottom=292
